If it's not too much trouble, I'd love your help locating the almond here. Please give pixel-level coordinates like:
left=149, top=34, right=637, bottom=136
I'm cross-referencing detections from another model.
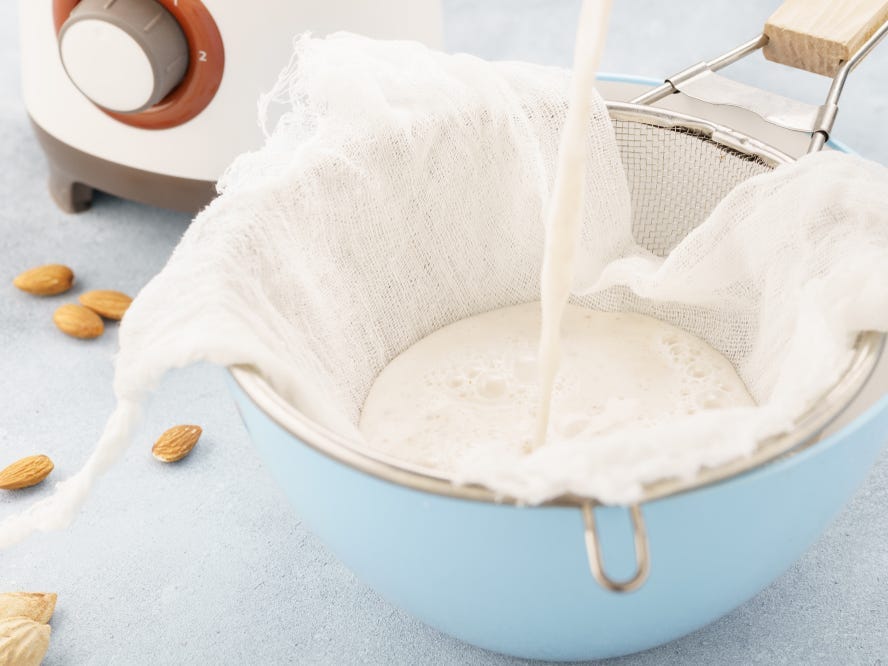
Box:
left=52, top=304, right=104, bottom=339
left=12, top=264, right=74, bottom=296
left=152, top=425, right=202, bottom=463
left=0, top=616, right=51, bottom=666
left=0, top=593, right=57, bottom=624
left=79, top=289, right=133, bottom=320
left=0, top=455, right=54, bottom=490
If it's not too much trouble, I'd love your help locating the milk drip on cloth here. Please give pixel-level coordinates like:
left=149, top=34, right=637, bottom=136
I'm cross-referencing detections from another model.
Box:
left=3, top=16, right=888, bottom=546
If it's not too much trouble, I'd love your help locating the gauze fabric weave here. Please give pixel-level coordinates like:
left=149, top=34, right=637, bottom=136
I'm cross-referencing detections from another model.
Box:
left=2, top=33, right=888, bottom=547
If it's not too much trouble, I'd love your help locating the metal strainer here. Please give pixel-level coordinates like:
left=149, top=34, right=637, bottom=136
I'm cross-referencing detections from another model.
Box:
left=233, top=5, right=888, bottom=597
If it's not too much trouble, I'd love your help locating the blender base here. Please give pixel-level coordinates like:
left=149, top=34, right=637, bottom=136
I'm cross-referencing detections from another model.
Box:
left=30, top=118, right=217, bottom=215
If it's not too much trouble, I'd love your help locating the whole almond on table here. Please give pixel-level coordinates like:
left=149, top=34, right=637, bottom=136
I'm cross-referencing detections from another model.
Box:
left=79, top=289, right=132, bottom=320
left=0, top=455, right=54, bottom=490
left=0, top=616, right=51, bottom=666
left=0, top=593, right=57, bottom=624
left=12, top=264, right=74, bottom=296
left=152, top=425, right=202, bottom=463
left=52, top=304, right=103, bottom=339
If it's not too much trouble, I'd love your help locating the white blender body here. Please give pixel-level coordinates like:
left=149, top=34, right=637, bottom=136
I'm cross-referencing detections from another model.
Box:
left=19, top=0, right=443, bottom=212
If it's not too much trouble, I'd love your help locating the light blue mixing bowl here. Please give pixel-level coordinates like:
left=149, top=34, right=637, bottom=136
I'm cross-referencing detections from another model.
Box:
left=229, top=359, right=887, bottom=660
left=227, top=78, right=888, bottom=660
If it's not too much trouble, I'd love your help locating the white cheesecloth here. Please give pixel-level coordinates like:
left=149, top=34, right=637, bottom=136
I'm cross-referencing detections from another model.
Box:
left=2, top=33, right=888, bottom=546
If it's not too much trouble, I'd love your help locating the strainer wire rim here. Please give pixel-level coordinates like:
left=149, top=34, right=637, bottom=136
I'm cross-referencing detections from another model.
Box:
left=231, top=331, right=883, bottom=508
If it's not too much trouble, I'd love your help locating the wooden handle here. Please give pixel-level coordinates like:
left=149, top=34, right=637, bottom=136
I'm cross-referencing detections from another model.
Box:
left=764, top=0, right=888, bottom=77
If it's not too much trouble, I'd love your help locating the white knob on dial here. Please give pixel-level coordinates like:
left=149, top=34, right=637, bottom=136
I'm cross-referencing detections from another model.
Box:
left=59, top=0, right=189, bottom=114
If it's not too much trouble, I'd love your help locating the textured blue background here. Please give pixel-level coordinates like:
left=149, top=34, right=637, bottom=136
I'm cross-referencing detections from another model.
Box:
left=2, top=1, right=886, bottom=663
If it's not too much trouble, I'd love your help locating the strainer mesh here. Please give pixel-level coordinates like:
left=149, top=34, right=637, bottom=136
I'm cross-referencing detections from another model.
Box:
left=567, top=116, right=779, bottom=391
left=613, top=120, right=773, bottom=256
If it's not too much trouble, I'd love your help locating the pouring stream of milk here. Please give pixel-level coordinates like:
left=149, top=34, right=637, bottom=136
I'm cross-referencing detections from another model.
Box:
left=535, top=0, right=614, bottom=447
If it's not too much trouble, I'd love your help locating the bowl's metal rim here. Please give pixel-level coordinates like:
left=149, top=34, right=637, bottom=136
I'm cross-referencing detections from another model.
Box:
left=229, top=101, right=887, bottom=509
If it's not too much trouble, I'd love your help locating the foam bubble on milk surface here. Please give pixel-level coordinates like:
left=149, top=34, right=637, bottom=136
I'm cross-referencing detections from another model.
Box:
left=359, top=302, right=754, bottom=474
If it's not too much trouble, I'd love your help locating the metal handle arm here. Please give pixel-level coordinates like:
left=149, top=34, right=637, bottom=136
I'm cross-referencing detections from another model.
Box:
left=630, top=21, right=888, bottom=153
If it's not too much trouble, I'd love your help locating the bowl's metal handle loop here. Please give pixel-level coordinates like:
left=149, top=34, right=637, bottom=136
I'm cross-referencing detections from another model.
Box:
left=629, top=20, right=888, bottom=154
left=581, top=502, right=650, bottom=593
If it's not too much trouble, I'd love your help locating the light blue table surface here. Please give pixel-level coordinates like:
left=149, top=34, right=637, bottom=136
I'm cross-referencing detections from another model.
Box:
left=2, top=1, right=886, bottom=664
